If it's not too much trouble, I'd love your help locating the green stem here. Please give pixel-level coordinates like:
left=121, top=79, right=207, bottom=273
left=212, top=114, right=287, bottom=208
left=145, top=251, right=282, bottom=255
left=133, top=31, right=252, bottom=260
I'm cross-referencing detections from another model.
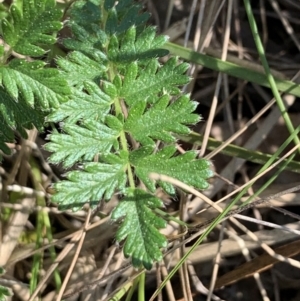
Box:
left=125, top=279, right=138, bottom=301
left=155, top=208, right=188, bottom=228
left=243, top=0, right=300, bottom=152
left=110, top=67, right=135, bottom=189
left=30, top=158, right=61, bottom=291
left=138, top=271, right=145, bottom=301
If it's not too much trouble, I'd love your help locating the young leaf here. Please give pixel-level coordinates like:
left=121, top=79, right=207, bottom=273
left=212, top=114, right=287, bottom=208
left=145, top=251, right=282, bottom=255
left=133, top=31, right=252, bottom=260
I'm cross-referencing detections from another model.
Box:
left=51, top=153, right=128, bottom=210
left=108, top=26, right=168, bottom=63
left=120, top=58, right=190, bottom=106
left=46, top=119, right=120, bottom=168
left=111, top=188, right=167, bottom=270
left=130, top=146, right=214, bottom=193
left=67, top=0, right=102, bottom=31
left=1, top=0, right=62, bottom=56
left=124, top=94, right=199, bottom=146
left=105, top=0, right=149, bottom=35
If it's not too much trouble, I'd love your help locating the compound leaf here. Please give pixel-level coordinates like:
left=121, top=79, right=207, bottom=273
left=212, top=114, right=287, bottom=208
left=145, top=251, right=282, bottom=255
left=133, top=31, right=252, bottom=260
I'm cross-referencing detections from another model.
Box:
left=130, top=146, right=214, bottom=193
left=1, top=0, right=62, bottom=56
left=42, top=0, right=214, bottom=270
left=51, top=153, right=128, bottom=210
left=124, top=94, right=199, bottom=146
left=111, top=188, right=167, bottom=270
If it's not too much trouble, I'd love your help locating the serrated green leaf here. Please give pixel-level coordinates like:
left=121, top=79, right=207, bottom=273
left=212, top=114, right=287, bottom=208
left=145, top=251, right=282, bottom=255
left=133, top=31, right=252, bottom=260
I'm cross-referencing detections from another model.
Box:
left=68, top=0, right=102, bottom=31
left=46, top=119, right=120, bottom=168
left=57, top=51, right=107, bottom=88
left=121, top=58, right=190, bottom=106
left=105, top=115, right=123, bottom=131
left=124, top=94, right=199, bottom=146
left=47, top=81, right=113, bottom=123
left=102, top=81, right=118, bottom=99
left=130, top=146, right=214, bottom=192
left=105, top=1, right=150, bottom=35
left=108, top=26, right=168, bottom=63
left=63, top=22, right=108, bottom=61
left=2, top=0, right=62, bottom=56
left=52, top=159, right=127, bottom=210
left=0, top=60, right=70, bottom=109
left=0, top=87, right=44, bottom=145
left=0, top=91, right=44, bottom=129
left=111, top=188, right=167, bottom=269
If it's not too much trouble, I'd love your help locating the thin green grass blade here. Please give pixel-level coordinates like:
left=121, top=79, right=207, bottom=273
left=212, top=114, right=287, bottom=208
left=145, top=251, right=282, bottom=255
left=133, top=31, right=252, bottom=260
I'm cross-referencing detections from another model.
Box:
left=30, top=158, right=61, bottom=291
left=243, top=0, right=300, bottom=151
left=178, top=130, right=300, bottom=174
left=237, top=126, right=300, bottom=206
left=244, top=153, right=296, bottom=206
left=163, top=42, right=300, bottom=98
left=152, top=127, right=300, bottom=299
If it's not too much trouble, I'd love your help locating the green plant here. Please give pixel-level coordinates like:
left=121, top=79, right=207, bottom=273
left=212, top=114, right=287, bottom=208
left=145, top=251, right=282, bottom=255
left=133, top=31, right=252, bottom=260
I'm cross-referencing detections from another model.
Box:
left=0, top=0, right=70, bottom=157
left=0, top=0, right=213, bottom=269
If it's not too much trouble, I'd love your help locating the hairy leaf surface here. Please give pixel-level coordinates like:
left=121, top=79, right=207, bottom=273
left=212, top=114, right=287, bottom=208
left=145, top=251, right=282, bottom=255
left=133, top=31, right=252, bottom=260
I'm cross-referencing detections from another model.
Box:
left=130, top=146, right=214, bottom=192
left=0, top=60, right=69, bottom=108
left=120, top=58, right=190, bottom=106
left=111, top=188, right=167, bottom=270
left=1, top=0, right=62, bottom=56
left=52, top=153, right=128, bottom=210
left=63, top=23, right=107, bottom=60
left=124, top=94, right=199, bottom=146
left=46, top=119, right=120, bottom=168
left=68, top=0, right=102, bottom=31
left=108, top=26, right=168, bottom=63
left=43, top=0, right=214, bottom=269
left=57, top=52, right=107, bottom=88
left=105, top=0, right=149, bottom=35
left=47, top=82, right=113, bottom=123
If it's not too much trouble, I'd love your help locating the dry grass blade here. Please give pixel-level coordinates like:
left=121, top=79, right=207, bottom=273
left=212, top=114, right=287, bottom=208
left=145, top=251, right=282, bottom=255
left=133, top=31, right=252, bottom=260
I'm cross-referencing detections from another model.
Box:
left=215, top=239, right=300, bottom=289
